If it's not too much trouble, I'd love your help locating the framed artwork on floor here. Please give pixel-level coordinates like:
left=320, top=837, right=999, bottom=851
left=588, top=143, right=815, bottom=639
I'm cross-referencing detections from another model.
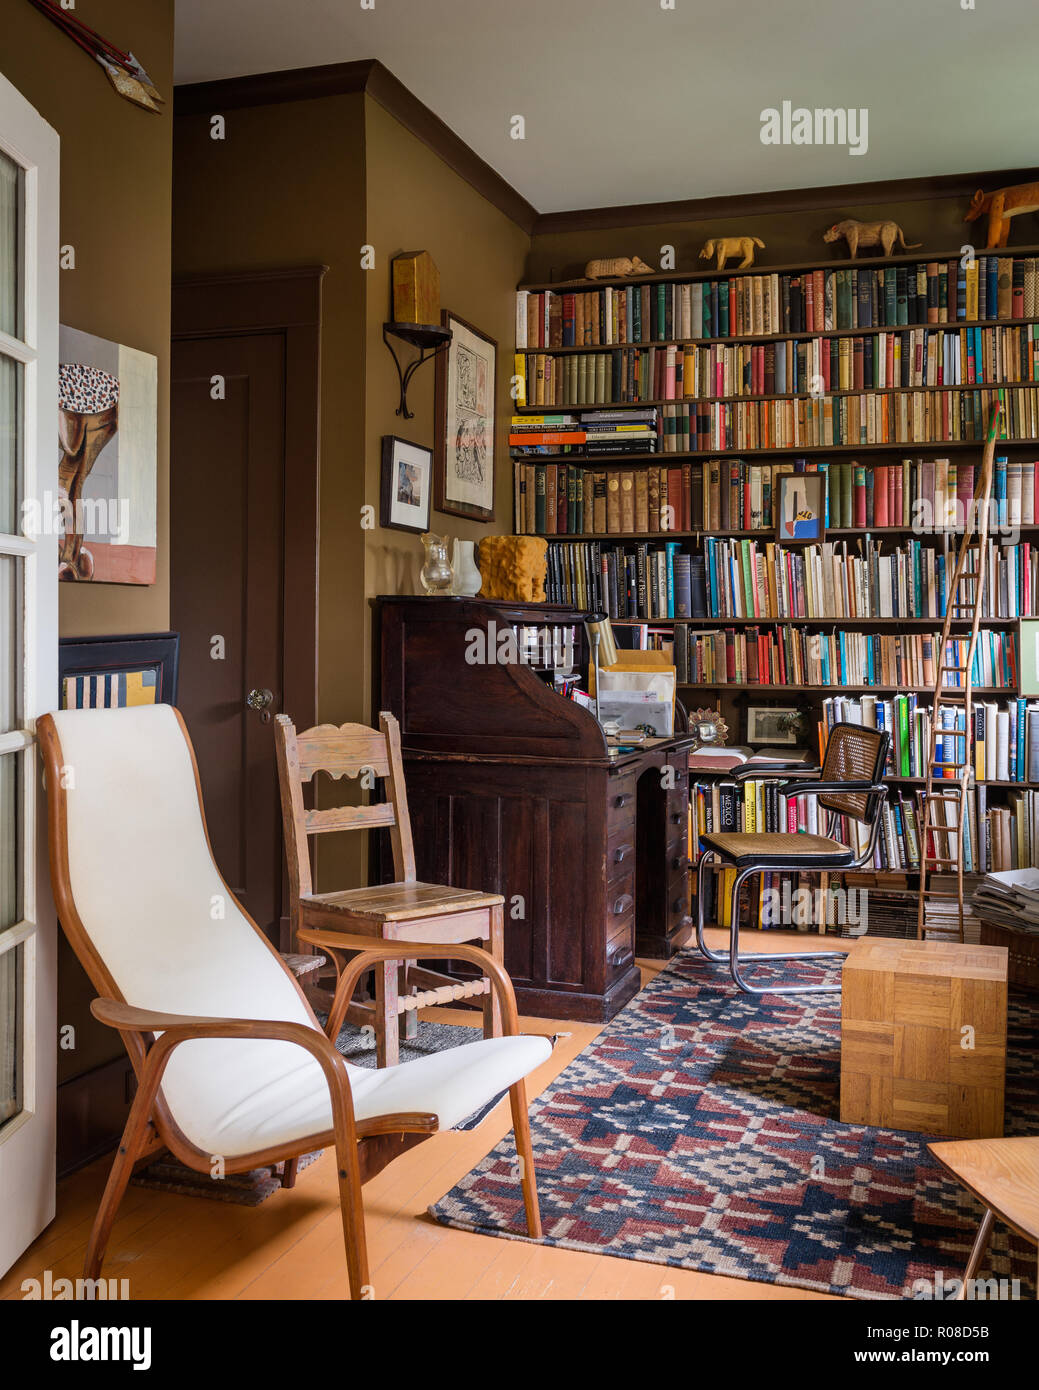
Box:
left=434, top=310, right=496, bottom=522
left=380, top=435, right=433, bottom=534
left=58, top=632, right=179, bottom=710
left=775, top=469, right=826, bottom=544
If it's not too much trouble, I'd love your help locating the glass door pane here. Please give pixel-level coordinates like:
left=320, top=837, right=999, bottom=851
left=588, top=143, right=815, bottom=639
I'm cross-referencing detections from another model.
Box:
left=0, top=555, right=19, bottom=731
left=0, top=941, right=22, bottom=1126
left=0, top=355, right=20, bottom=534
left=0, top=148, right=20, bottom=339
left=0, top=752, right=20, bottom=932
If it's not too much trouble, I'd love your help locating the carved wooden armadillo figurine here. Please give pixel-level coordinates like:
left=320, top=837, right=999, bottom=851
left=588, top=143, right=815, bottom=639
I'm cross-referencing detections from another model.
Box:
left=584, top=256, right=654, bottom=280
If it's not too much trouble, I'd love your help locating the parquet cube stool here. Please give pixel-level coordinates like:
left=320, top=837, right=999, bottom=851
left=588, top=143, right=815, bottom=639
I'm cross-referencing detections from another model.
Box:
left=840, top=938, right=1008, bottom=1139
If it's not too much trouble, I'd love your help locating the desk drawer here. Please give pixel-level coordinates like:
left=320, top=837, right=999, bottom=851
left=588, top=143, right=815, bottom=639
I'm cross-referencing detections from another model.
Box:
left=606, top=905, right=635, bottom=971
left=606, top=825, right=636, bottom=877
left=607, top=778, right=637, bottom=833
left=606, top=874, right=635, bottom=922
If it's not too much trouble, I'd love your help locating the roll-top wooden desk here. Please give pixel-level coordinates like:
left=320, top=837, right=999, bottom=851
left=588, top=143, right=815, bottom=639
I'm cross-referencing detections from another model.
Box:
left=373, top=596, right=694, bottom=1022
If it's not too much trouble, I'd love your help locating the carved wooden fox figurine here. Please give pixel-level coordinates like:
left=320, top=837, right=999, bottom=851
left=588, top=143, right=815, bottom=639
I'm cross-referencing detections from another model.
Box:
left=965, top=183, right=1039, bottom=249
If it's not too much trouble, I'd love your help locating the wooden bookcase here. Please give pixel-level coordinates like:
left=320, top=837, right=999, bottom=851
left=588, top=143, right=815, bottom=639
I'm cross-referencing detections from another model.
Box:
left=511, top=244, right=1039, bottom=916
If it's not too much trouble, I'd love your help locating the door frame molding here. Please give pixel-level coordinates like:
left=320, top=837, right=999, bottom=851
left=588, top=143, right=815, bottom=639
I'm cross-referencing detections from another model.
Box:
left=171, top=266, right=324, bottom=736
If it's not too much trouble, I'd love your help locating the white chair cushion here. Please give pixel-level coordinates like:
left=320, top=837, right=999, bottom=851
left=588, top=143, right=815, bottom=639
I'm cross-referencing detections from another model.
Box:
left=162, top=1032, right=552, bottom=1157
left=49, top=705, right=551, bottom=1156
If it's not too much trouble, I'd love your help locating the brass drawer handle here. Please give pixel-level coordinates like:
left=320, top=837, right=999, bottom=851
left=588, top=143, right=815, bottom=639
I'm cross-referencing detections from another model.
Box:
left=607, top=947, right=635, bottom=969
left=613, top=844, right=633, bottom=865
left=614, top=792, right=633, bottom=809
left=613, top=893, right=633, bottom=916
left=672, top=896, right=687, bottom=914
left=672, top=855, right=689, bottom=871
left=670, top=811, right=685, bottom=825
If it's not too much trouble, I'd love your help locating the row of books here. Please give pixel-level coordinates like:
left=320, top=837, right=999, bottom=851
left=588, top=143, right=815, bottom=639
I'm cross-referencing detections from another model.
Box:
left=518, top=385, right=1032, bottom=450
left=540, top=533, right=1039, bottom=625
left=819, top=694, right=1039, bottom=784
left=515, top=326, right=1039, bottom=407
left=515, top=255, right=1038, bottom=348
left=642, top=326, right=1039, bottom=400
left=703, top=535, right=1039, bottom=622
left=515, top=455, right=1039, bottom=537
left=693, top=772, right=1021, bottom=880
left=677, top=626, right=1015, bottom=689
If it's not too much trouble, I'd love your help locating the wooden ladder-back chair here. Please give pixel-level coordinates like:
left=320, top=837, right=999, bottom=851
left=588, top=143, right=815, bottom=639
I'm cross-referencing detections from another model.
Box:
left=38, top=705, right=547, bottom=1299
left=275, top=712, right=505, bottom=1067
left=694, top=721, right=891, bottom=994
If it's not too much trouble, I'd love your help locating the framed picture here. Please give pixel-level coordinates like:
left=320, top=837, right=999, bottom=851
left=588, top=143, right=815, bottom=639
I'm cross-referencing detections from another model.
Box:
left=434, top=310, right=496, bottom=522
left=380, top=435, right=432, bottom=534
left=58, top=632, right=179, bottom=710
left=1020, top=619, right=1039, bottom=696
left=57, top=325, right=158, bottom=585
left=746, top=706, right=801, bottom=746
left=775, top=470, right=826, bottom=544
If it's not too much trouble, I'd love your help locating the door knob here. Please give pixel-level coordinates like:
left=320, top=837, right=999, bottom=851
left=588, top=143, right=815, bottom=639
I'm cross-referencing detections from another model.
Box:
left=246, top=687, right=274, bottom=721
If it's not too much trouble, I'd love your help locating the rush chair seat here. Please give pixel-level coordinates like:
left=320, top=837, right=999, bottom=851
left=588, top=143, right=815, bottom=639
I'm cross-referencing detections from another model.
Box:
left=38, top=705, right=549, bottom=1300
left=694, top=722, right=890, bottom=995
left=275, top=712, right=506, bottom=1069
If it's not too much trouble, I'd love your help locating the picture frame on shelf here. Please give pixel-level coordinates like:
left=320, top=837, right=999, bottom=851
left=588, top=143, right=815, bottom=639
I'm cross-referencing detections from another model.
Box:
left=380, top=435, right=433, bottom=534
left=775, top=470, right=826, bottom=544
left=58, top=631, right=179, bottom=710
left=435, top=310, right=496, bottom=522
left=746, top=706, right=802, bottom=746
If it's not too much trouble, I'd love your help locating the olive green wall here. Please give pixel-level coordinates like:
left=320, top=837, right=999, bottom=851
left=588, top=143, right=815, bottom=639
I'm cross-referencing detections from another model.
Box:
left=361, top=95, right=531, bottom=714
left=1, top=0, right=174, bottom=1089
left=1, top=0, right=174, bottom=639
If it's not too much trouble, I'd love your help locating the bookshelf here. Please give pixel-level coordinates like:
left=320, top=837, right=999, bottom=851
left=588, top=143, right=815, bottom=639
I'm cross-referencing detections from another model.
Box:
left=512, top=243, right=1039, bottom=910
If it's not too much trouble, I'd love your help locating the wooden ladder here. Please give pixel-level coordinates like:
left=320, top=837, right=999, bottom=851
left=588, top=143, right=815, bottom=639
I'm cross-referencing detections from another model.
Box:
left=916, top=400, right=1003, bottom=943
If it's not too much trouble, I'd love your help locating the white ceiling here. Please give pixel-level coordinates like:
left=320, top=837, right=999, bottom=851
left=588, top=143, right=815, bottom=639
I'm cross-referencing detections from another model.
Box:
left=174, top=0, right=1039, bottom=215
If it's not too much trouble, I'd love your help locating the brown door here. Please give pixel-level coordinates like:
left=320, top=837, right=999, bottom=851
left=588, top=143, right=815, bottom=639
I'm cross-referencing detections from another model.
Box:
left=171, top=333, right=287, bottom=937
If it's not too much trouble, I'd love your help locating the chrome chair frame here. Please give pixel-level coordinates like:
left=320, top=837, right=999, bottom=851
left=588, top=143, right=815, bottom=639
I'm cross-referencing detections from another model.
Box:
left=694, top=727, right=890, bottom=995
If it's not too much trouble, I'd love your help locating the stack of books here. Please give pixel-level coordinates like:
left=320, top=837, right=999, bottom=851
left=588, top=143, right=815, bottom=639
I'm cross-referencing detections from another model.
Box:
left=972, top=868, right=1039, bottom=932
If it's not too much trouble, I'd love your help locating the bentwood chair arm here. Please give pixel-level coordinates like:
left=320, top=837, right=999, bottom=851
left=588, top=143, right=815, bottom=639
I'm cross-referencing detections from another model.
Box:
left=732, top=764, right=820, bottom=782
left=297, top=930, right=521, bottom=1039
left=776, top=779, right=887, bottom=799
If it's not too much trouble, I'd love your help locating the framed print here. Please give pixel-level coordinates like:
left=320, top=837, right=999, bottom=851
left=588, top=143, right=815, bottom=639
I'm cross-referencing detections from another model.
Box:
left=380, top=435, right=432, bottom=534
left=746, top=706, right=801, bottom=745
left=58, top=631, right=179, bottom=709
left=1020, top=619, right=1039, bottom=696
left=435, top=310, right=496, bottom=522
left=775, top=469, right=826, bottom=544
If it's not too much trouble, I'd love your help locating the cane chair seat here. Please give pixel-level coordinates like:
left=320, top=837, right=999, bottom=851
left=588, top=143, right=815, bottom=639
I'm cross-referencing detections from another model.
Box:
left=700, top=831, right=855, bottom=868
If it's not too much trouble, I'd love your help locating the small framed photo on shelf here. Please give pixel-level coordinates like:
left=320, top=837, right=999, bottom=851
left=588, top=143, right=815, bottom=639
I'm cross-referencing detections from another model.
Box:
left=746, top=706, right=802, bottom=746
left=1020, top=619, right=1039, bottom=696
left=435, top=309, right=496, bottom=522
left=380, top=435, right=433, bottom=534
left=775, top=470, right=826, bottom=544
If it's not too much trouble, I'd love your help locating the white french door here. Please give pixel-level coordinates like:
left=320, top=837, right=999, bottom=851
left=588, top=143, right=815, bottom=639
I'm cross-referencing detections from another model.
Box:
left=0, top=71, right=59, bottom=1273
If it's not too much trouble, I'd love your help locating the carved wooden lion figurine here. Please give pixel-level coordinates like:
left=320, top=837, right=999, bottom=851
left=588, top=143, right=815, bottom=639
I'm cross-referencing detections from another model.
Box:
left=823, top=219, right=921, bottom=259
left=583, top=256, right=653, bottom=280
left=699, top=236, right=764, bottom=270
left=477, top=536, right=547, bottom=603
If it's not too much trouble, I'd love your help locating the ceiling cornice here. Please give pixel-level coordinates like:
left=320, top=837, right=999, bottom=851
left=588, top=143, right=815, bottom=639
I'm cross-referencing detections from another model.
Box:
left=174, top=63, right=1039, bottom=243
left=173, top=58, right=539, bottom=234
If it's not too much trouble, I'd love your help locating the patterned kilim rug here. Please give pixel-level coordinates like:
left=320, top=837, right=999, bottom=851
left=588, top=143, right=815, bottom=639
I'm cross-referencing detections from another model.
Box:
left=429, top=952, right=1038, bottom=1299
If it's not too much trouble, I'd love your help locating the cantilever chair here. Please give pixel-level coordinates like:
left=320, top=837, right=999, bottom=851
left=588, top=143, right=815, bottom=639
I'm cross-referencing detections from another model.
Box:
left=694, top=721, right=890, bottom=995
left=38, top=705, right=549, bottom=1300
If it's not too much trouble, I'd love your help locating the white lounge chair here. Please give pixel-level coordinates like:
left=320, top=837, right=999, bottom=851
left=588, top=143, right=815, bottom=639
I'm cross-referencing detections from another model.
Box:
left=38, top=704, right=549, bottom=1299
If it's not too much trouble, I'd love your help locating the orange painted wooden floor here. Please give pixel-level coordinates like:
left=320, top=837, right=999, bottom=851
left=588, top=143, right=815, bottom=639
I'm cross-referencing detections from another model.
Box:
left=2, top=937, right=846, bottom=1301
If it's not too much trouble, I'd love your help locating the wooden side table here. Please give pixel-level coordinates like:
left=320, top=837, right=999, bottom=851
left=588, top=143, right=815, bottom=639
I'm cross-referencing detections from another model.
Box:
left=929, top=1137, right=1039, bottom=1298
left=841, top=938, right=1008, bottom=1138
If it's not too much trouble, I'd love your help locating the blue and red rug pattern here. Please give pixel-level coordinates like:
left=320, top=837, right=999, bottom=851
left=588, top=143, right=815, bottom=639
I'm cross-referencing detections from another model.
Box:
left=429, top=953, right=1038, bottom=1298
